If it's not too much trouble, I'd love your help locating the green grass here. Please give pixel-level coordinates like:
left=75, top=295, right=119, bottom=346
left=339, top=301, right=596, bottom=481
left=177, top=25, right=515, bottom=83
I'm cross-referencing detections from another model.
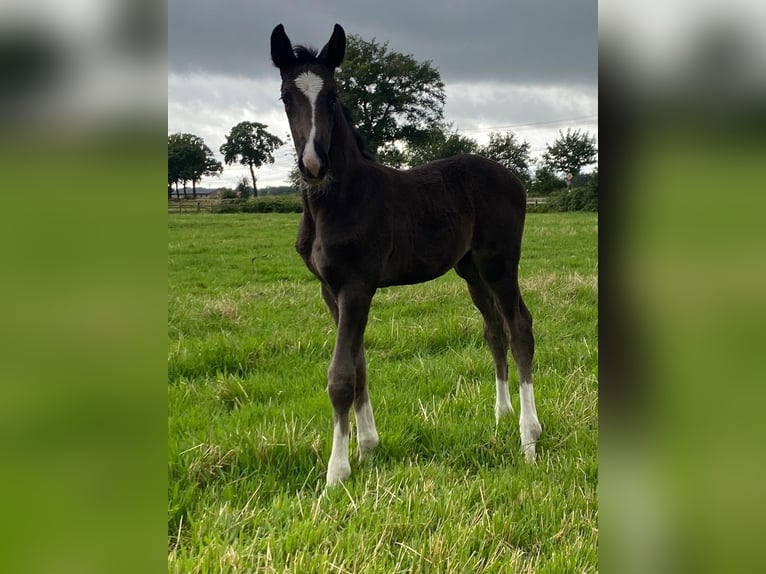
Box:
left=168, top=212, right=598, bottom=573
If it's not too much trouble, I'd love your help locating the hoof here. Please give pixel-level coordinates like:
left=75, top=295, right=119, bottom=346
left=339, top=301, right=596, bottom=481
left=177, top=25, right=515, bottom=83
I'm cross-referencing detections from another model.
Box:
left=326, top=460, right=351, bottom=485
left=495, top=403, right=514, bottom=424
left=357, top=433, right=379, bottom=462
left=520, top=419, right=542, bottom=461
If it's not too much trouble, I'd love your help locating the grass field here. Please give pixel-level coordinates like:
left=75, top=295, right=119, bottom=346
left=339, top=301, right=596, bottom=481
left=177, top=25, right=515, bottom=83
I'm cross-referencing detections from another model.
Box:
left=168, top=212, right=598, bottom=573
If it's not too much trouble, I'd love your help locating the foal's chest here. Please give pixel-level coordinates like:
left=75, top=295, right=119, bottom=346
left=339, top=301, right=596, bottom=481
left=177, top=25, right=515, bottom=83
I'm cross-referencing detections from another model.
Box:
left=297, top=211, right=384, bottom=288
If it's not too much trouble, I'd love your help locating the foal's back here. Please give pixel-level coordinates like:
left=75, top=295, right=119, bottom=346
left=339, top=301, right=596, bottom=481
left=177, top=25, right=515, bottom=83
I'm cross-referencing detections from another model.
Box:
left=384, top=154, right=526, bottom=227
left=360, top=154, right=527, bottom=287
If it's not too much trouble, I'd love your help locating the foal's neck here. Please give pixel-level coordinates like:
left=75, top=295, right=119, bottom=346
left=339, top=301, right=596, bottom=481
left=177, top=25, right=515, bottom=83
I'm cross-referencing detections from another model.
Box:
left=327, top=108, right=366, bottom=182
left=303, top=108, right=368, bottom=204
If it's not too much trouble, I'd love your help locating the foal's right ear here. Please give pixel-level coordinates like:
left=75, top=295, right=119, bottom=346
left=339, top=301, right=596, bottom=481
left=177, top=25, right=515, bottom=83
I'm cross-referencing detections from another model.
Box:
left=271, top=24, right=296, bottom=69
left=318, top=24, right=346, bottom=70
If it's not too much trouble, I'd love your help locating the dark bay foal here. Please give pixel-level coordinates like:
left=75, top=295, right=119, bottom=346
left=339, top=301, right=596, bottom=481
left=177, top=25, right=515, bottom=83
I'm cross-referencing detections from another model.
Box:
left=271, top=24, right=541, bottom=484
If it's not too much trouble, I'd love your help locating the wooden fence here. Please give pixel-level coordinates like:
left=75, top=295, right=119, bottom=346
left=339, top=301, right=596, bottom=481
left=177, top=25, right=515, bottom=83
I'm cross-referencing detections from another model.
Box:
left=167, top=198, right=232, bottom=214
left=168, top=200, right=212, bottom=214
left=168, top=196, right=547, bottom=214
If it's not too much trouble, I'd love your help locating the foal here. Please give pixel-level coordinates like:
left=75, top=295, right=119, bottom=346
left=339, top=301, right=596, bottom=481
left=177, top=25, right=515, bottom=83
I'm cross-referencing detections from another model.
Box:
left=271, top=24, right=541, bottom=485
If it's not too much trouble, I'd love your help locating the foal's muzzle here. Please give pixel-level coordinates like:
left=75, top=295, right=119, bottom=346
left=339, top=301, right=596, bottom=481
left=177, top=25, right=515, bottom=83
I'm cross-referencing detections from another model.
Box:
left=298, top=151, right=329, bottom=184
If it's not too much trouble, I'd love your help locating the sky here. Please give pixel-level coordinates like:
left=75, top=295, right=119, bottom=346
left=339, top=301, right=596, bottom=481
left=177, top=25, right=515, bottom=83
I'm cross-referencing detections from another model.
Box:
left=168, top=0, right=598, bottom=189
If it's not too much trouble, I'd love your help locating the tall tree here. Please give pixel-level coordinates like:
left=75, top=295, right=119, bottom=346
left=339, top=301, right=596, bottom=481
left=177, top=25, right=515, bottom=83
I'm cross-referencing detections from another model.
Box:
left=406, top=126, right=478, bottom=166
left=220, top=122, right=284, bottom=197
left=542, top=128, right=598, bottom=178
left=168, top=133, right=188, bottom=198
left=479, top=131, right=532, bottom=187
left=168, top=133, right=220, bottom=199
left=168, top=135, right=182, bottom=198
left=336, top=34, right=445, bottom=165
left=194, top=150, right=223, bottom=197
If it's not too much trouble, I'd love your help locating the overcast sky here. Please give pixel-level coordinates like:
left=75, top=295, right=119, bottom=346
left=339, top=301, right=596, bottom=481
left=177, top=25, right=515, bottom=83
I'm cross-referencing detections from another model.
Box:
left=168, top=0, right=597, bottom=189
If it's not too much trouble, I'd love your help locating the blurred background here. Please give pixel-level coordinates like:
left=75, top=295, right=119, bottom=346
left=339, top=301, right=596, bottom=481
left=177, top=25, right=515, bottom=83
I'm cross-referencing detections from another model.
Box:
left=1, top=0, right=765, bottom=572
left=1, top=0, right=165, bottom=132
left=0, top=1, right=165, bottom=573
left=600, top=1, right=766, bottom=573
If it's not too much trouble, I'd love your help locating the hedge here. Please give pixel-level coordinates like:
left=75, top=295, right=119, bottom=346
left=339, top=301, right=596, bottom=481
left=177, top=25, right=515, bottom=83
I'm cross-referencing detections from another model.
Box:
left=545, top=185, right=598, bottom=212
left=210, top=195, right=303, bottom=213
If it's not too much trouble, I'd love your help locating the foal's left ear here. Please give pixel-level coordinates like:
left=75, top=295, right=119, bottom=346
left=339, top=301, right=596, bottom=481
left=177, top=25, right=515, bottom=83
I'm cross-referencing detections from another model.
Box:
left=318, top=24, right=346, bottom=70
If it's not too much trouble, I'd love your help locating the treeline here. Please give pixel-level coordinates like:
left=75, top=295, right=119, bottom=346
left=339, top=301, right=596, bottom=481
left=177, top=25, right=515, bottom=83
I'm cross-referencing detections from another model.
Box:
left=169, top=122, right=283, bottom=200
left=206, top=174, right=598, bottom=214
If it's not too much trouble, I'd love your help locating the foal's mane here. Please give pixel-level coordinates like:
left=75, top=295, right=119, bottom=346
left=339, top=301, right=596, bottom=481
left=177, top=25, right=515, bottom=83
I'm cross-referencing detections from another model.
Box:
left=292, top=45, right=320, bottom=65
left=339, top=103, right=376, bottom=162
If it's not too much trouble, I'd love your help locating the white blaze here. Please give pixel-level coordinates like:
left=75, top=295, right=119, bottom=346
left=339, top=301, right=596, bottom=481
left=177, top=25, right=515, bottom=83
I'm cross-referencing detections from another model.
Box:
left=294, top=71, right=324, bottom=177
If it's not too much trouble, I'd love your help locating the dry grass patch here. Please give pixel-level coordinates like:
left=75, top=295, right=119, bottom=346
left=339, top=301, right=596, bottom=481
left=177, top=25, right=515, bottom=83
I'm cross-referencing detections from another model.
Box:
left=521, top=271, right=597, bottom=305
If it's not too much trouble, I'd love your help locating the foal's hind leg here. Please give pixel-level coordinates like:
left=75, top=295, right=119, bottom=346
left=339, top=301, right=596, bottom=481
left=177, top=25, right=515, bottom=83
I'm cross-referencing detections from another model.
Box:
left=455, top=256, right=514, bottom=423
left=510, top=295, right=542, bottom=460
left=476, top=259, right=542, bottom=461
left=501, top=291, right=541, bottom=461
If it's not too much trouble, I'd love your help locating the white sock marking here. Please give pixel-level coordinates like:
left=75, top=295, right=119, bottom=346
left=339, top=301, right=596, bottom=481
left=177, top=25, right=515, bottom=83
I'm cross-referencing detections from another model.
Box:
left=519, top=382, right=541, bottom=461
left=495, top=377, right=514, bottom=423
left=294, top=72, right=324, bottom=177
left=326, top=420, right=350, bottom=485
left=355, top=399, right=379, bottom=459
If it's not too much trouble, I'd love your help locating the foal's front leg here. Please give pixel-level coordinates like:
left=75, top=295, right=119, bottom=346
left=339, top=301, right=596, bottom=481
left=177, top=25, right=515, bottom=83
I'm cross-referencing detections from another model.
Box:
left=353, top=345, right=379, bottom=461
left=326, top=287, right=373, bottom=485
left=321, top=284, right=379, bottom=465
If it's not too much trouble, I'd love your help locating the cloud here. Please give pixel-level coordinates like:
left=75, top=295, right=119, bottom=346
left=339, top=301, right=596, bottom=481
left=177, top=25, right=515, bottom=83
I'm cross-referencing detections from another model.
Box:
left=169, top=0, right=596, bottom=84
left=168, top=0, right=598, bottom=187
left=445, top=81, right=598, bottom=157
left=168, top=73, right=294, bottom=188
left=446, top=82, right=597, bottom=130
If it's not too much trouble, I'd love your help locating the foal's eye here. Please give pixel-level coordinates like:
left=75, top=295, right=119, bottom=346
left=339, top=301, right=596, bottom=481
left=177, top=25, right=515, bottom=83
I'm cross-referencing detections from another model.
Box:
left=280, top=94, right=292, bottom=109
left=328, top=93, right=338, bottom=107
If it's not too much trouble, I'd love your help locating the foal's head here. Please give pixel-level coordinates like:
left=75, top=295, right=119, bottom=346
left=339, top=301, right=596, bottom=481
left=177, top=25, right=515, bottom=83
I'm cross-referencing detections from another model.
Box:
left=271, top=24, right=346, bottom=185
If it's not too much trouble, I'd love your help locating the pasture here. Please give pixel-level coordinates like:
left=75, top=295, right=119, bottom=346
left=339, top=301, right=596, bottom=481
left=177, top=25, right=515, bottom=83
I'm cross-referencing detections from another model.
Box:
left=168, top=212, right=598, bottom=572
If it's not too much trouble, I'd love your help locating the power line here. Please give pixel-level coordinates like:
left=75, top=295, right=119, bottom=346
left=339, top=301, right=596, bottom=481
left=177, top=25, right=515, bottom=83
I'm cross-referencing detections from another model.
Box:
left=455, top=114, right=598, bottom=134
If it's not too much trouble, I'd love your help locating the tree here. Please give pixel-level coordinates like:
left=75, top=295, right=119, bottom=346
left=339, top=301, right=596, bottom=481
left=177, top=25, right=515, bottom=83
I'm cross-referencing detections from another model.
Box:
left=285, top=141, right=304, bottom=192
left=193, top=146, right=222, bottom=198
left=405, top=126, right=478, bottom=166
left=479, top=131, right=532, bottom=187
left=236, top=176, right=252, bottom=200
left=168, top=137, right=182, bottom=198
left=548, top=169, right=598, bottom=212
left=220, top=122, right=284, bottom=197
left=586, top=168, right=598, bottom=211
left=542, top=128, right=598, bottom=178
left=529, top=165, right=566, bottom=195
left=168, top=133, right=189, bottom=198
left=168, top=133, right=222, bottom=199
left=336, top=34, right=445, bottom=165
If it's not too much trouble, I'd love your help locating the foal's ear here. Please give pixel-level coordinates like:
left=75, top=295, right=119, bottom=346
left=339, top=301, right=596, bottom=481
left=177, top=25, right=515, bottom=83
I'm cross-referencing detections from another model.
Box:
left=271, top=24, right=296, bottom=69
left=318, top=24, right=346, bottom=70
